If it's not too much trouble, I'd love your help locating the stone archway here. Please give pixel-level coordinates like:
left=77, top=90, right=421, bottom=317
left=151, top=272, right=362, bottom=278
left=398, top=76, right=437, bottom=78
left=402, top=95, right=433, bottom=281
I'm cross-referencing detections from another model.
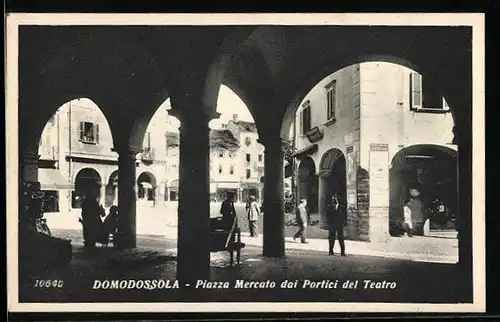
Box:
left=297, top=156, right=318, bottom=214
left=137, top=172, right=157, bottom=205
left=389, top=144, right=458, bottom=236
left=73, top=168, right=102, bottom=208
left=318, top=149, right=347, bottom=229
left=168, top=179, right=179, bottom=201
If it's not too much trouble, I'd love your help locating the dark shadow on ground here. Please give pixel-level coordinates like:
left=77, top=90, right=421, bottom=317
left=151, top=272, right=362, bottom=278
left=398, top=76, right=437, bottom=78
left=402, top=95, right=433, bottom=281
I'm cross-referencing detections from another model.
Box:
left=19, top=232, right=472, bottom=304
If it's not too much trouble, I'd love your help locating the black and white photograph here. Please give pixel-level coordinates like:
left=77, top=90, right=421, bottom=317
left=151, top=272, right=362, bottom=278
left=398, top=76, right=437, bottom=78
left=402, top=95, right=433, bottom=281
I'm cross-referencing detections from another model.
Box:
left=6, top=13, right=485, bottom=313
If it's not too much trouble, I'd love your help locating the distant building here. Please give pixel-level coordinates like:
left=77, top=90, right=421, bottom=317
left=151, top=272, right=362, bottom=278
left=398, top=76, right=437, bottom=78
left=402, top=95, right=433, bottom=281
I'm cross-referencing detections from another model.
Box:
left=293, top=62, right=457, bottom=241
left=38, top=100, right=266, bottom=214
left=226, top=114, right=265, bottom=202
left=38, top=98, right=169, bottom=211
left=166, top=113, right=265, bottom=202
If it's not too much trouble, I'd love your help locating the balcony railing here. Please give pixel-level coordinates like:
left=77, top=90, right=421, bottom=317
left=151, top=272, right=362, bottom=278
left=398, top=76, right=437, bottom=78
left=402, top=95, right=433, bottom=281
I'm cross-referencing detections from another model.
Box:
left=141, top=148, right=156, bottom=161
left=253, top=161, right=264, bottom=170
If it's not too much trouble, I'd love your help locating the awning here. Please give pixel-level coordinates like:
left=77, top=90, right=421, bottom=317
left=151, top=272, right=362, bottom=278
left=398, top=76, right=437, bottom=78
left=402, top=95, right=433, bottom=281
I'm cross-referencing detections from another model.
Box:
left=39, top=169, right=74, bottom=190
left=169, top=180, right=179, bottom=190
left=291, top=144, right=318, bottom=159
left=139, top=182, right=153, bottom=189
left=216, top=182, right=240, bottom=189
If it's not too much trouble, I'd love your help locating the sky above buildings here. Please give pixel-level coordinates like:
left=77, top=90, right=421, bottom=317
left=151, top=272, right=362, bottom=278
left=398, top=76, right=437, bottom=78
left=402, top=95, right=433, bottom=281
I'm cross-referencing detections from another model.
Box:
left=161, top=85, right=254, bottom=132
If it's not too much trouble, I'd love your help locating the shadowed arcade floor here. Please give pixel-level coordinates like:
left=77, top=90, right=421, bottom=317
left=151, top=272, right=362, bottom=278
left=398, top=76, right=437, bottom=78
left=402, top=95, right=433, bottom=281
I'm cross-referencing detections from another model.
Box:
left=18, top=231, right=470, bottom=304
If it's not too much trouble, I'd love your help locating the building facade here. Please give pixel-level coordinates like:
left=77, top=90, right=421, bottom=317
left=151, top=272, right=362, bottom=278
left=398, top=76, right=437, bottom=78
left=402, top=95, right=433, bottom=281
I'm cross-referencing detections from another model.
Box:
left=226, top=114, right=265, bottom=202
left=38, top=98, right=170, bottom=212
left=293, top=62, right=457, bottom=241
left=166, top=114, right=265, bottom=203
left=38, top=100, right=265, bottom=213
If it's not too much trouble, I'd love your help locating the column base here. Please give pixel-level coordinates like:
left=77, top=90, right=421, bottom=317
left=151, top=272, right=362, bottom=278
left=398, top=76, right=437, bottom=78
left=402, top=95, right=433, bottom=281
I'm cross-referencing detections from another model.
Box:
left=114, top=232, right=137, bottom=249
left=262, top=247, right=285, bottom=258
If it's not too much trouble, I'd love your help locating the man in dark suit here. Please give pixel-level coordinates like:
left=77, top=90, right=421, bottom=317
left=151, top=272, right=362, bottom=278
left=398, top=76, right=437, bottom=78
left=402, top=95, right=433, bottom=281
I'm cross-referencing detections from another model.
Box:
left=326, top=193, right=346, bottom=256
left=220, top=191, right=237, bottom=230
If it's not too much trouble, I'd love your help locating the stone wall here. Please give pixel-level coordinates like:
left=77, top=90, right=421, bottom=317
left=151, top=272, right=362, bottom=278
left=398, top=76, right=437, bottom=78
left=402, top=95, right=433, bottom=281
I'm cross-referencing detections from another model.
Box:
left=355, top=167, right=370, bottom=241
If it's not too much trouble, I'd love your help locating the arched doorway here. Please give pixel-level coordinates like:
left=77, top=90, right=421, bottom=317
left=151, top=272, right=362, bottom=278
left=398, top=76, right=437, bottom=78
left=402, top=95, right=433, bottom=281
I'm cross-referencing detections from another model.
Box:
left=319, top=149, right=347, bottom=219
left=137, top=172, right=157, bottom=206
left=318, top=148, right=347, bottom=229
left=389, top=144, right=457, bottom=236
left=105, top=170, right=119, bottom=207
left=73, top=168, right=102, bottom=208
left=297, top=157, right=318, bottom=214
left=168, top=180, right=179, bottom=201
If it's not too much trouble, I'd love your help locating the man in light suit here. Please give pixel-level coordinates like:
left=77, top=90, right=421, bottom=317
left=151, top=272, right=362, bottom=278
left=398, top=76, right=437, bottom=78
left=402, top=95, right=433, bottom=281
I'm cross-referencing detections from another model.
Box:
left=294, top=199, right=309, bottom=244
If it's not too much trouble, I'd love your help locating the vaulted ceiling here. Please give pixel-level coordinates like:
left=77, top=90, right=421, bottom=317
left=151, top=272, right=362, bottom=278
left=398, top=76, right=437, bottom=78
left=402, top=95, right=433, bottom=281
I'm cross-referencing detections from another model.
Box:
left=18, top=25, right=472, bottom=149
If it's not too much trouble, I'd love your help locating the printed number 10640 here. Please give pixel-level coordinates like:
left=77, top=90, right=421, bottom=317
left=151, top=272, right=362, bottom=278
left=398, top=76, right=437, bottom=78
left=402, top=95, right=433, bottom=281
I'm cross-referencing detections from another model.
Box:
left=34, top=279, right=64, bottom=288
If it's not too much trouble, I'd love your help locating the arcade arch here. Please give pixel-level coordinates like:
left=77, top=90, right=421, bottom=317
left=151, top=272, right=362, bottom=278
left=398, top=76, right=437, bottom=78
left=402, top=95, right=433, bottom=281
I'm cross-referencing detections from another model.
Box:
left=318, top=149, right=347, bottom=228
left=297, top=157, right=318, bottom=214
left=17, top=26, right=474, bottom=287
left=137, top=171, right=157, bottom=204
left=389, top=144, right=457, bottom=236
left=73, top=168, right=102, bottom=208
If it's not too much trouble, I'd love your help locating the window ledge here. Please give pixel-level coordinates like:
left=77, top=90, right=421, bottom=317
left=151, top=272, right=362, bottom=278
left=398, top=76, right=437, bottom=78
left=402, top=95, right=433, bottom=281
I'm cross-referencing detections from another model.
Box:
left=411, top=108, right=450, bottom=114
left=79, top=139, right=97, bottom=145
left=324, top=118, right=337, bottom=126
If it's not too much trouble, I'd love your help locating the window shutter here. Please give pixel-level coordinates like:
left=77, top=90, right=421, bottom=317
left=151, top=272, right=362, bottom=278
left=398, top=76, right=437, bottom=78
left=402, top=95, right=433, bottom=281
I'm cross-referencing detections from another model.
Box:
left=299, top=110, right=303, bottom=135
left=305, top=105, right=311, bottom=132
left=79, top=122, right=84, bottom=141
left=95, top=124, right=100, bottom=143
left=410, top=72, right=422, bottom=109
left=326, top=91, right=330, bottom=120
left=332, top=83, right=336, bottom=118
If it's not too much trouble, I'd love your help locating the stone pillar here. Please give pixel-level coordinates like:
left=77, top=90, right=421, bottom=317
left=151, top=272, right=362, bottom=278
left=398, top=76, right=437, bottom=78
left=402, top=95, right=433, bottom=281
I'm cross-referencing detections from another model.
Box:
left=171, top=106, right=212, bottom=284
left=155, top=182, right=164, bottom=207
left=455, top=124, right=472, bottom=271
left=262, top=139, right=286, bottom=258
left=20, top=150, right=40, bottom=183
left=116, top=148, right=139, bottom=249
left=113, top=183, right=119, bottom=206
left=100, top=184, right=106, bottom=206
left=318, top=174, right=329, bottom=230
left=19, top=149, right=41, bottom=225
left=165, top=186, right=170, bottom=202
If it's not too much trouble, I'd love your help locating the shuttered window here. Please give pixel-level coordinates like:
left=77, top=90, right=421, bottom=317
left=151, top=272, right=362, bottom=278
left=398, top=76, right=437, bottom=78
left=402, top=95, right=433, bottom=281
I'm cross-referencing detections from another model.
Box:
left=326, top=80, right=337, bottom=120
left=410, top=72, right=423, bottom=110
left=300, top=101, right=311, bottom=135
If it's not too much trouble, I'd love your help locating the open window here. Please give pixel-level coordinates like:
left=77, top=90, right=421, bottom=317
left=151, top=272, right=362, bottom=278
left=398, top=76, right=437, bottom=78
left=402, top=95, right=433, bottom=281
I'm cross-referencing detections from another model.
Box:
left=79, top=121, right=100, bottom=144
left=410, top=72, right=450, bottom=113
left=300, top=101, right=311, bottom=135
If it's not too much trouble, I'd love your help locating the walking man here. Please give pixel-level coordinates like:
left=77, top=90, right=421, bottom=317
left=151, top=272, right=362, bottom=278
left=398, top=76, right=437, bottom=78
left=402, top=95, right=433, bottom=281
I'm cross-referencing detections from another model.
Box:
left=294, top=199, right=309, bottom=244
left=246, top=195, right=260, bottom=237
left=326, top=193, right=346, bottom=256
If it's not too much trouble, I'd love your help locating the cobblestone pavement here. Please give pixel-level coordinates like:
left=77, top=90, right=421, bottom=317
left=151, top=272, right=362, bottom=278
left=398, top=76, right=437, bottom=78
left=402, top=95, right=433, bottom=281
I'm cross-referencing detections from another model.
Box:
left=19, top=227, right=468, bottom=304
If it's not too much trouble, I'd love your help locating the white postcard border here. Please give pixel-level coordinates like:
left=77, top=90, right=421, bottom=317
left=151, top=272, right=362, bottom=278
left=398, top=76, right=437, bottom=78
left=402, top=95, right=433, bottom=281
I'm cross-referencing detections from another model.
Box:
left=6, top=12, right=486, bottom=313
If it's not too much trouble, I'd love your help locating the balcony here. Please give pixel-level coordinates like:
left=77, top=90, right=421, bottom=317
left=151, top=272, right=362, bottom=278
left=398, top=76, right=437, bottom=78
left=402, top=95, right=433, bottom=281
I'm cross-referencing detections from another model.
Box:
left=253, top=161, right=264, bottom=170
left=141, top=147, right=156, bottom=163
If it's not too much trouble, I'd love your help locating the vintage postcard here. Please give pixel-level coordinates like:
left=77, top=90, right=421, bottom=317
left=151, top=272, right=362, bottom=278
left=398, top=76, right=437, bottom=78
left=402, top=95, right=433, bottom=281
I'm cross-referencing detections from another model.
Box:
left=6, top=13, right=485, bottom=313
